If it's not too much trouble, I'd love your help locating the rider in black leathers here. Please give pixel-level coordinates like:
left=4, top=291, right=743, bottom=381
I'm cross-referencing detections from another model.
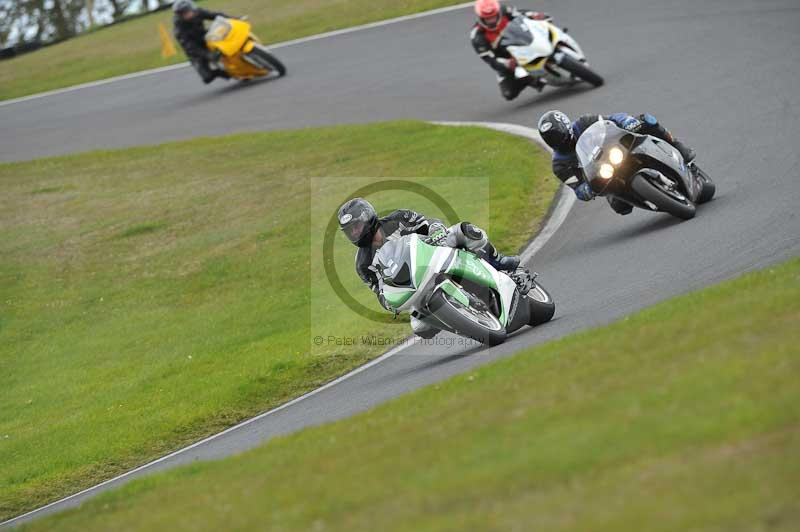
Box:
left=172, top=0, right=234, bottom=84
left=537, top=110, right=696, bottom=214
left=337, top=198, right=520, bottom=337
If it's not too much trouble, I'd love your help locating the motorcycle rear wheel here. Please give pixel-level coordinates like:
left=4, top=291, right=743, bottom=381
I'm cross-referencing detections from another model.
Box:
left=693, top=165, right=716, bottom=204
left=526, top=283, right=555, bottom=326
left=428, top=290, right=507, bottom=346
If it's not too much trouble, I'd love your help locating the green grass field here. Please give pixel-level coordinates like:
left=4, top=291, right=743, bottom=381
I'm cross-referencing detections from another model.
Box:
left=0, top=0, right=465, bottom=101
left=0, top=121, right=555, bottom=521
left=23, top=257, right=800, bottom=532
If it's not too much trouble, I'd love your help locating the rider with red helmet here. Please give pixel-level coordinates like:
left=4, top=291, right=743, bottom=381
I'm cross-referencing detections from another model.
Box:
left=470, top=0, right=550, bottom=100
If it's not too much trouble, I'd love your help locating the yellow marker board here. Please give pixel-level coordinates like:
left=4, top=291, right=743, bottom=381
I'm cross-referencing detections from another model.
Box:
left=159, top=22, right=177, bottom=58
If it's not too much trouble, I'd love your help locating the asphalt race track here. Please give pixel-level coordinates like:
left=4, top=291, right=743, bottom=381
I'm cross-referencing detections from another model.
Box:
left=2, top=0, right=800, bottom=526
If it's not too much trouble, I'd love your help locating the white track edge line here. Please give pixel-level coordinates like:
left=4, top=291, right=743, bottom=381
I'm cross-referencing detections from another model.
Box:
left=0, top=120, right=573, bottom=528
left=432, top=120, right=575, bottom=264
left=0, top=2, right=473, bottom=108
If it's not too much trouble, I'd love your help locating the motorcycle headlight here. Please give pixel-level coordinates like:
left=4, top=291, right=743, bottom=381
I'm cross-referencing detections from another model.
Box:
left=609, top=147, right=624, bottom=165
left=599, top=163, right=614, bottom=179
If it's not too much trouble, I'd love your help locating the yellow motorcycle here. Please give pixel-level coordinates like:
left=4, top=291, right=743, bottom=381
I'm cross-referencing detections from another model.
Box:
left=205, top=16, right=286, bottom=81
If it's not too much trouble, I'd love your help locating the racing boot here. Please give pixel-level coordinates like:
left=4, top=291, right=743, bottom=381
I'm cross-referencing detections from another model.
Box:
left=670, top=137, right=696, bottom=164
left=196, top=62, right=217, bottom=84
left=482, top=241, right=520, bottom=272
left=493, top=253, right=521, bottom=271
left=527, top=76, right=546, bottom=92
left=203, top=70, right=231, bottom=84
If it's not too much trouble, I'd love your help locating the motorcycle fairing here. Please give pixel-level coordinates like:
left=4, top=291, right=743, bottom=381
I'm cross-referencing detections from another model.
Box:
left=205, top=17, right=269, bottom=79
left=577, top=120, right=700, bottom=203
left=505, top=19, right=554, bottom=69
left=206, top=17, right=250, bottom=57
left=375, top=235, right=518, bottom=327
left=502, top=18, right=590, bottom=84
left=628, top=136, right=699, bottom=202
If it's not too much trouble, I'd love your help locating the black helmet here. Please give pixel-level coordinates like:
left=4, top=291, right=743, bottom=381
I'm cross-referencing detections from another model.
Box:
left=173, top=0, right=197, bottom=14
left=338, top=198, right=378, bottom=246
left=538, top=110, right=575, bottom=152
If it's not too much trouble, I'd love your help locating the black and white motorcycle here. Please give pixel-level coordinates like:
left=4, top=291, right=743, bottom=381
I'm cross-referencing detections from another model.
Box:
left=576, top=119, right=716, bottom=220
left=499, top=16, right=604, bottom=90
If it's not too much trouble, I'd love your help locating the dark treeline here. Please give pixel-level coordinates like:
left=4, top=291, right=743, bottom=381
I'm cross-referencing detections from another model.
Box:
left=0, top=0, right=173, bottom=50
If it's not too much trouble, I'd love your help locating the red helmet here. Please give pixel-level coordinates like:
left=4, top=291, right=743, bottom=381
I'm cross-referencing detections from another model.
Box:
left=474, top=0, right=502, bottom=30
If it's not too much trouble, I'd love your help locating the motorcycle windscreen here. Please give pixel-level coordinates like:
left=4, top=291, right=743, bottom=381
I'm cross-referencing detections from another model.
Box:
left=498, top=19, right=534, bottom=47
left=205, top=17, right=250, bottom=56
left=206, top=18, right=232, bottom=42
left=503, top=20, right=554, bottom=67
left=576, top=120, right=628, bottom=185
left=373, top=237, right=414, bottom=288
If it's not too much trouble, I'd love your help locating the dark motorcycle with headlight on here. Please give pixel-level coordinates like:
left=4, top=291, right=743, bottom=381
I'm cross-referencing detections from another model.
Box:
left=576, top=120, right=715, bottom=220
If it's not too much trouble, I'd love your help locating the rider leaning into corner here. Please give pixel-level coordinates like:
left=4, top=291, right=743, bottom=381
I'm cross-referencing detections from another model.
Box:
left=338, top=198, right=521, bottom=338
left=173, top=0, right=235, bottom=84
left=471, top=0, right=551, bottom=101
left=537, top=110, right=697, bottom=215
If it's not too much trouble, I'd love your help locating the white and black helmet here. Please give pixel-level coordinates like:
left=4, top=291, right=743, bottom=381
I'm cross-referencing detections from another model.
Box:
left=173, top=0, right=197, bottom=14
left=338, top=198, right=378, bottom=247
left=538, top=110, right=575, bottom=152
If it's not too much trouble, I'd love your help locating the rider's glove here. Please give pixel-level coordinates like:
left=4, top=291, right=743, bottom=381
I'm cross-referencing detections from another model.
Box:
left=527, top=11, right=550, bottom=20
left=428, top=221, right=446, bottom=233
left=427, top=223, right=449, bottom=246
left=506, top=57, right=518, bottom=72
left=575, top=182, right=595, bottom=201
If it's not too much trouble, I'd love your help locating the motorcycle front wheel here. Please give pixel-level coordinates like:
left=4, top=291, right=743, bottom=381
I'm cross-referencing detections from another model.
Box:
left=428, top=290, right=507, bottom=346
left=631, top=173, right=696, bottom=220
left=558, top=55, right=604, bottom=87
left=249, top=45, right=287, bottom=77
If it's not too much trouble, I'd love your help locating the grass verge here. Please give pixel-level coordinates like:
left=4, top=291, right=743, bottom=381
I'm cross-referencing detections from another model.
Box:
left=0, top=120, right=555, bottom=521
left=20, top=257, right=800, bottom=532
left=0, top=0, right=466, bottom=101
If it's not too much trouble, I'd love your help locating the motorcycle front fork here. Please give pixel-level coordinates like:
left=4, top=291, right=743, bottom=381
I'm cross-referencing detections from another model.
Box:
left=509, top=269, right=536, bottom=295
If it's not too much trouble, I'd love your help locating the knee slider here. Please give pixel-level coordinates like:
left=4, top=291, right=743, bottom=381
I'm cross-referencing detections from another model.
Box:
left=459, top=222, right=488, bottom=251
left=460, top=222, right=483, bottom=240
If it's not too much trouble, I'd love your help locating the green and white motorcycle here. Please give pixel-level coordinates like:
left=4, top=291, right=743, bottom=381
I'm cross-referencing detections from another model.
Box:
left=375, top=234, right=555, bottom=346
